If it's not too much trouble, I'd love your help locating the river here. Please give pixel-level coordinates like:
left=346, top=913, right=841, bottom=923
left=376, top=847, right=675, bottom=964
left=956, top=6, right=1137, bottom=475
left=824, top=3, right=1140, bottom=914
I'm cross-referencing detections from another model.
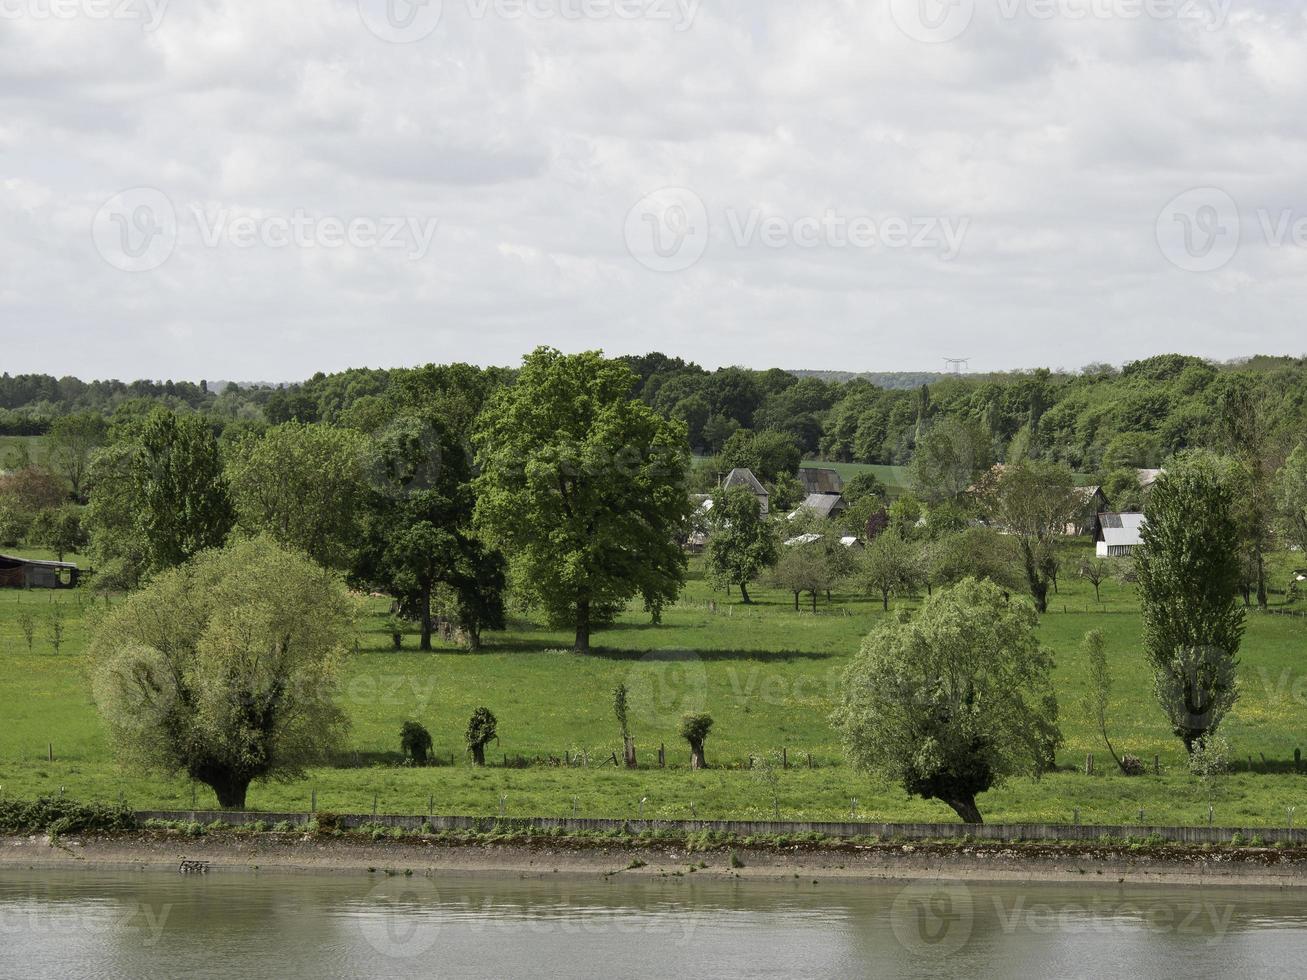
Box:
left=3, top=869, right=1306, bottom=978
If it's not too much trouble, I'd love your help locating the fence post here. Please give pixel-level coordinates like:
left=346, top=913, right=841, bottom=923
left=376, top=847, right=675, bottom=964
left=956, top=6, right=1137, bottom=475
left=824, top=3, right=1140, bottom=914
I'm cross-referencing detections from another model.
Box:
left=311, top=789, right=317, bottom=813
left=782, top=748, right=788, bottom=770
left=372, top=793, right=378, bottom=816
left=1154, top=755, right=1160, bottom=775
left=1085, top=753, right=1093, bottom=775
left=48, top=743, right=53, bottom=763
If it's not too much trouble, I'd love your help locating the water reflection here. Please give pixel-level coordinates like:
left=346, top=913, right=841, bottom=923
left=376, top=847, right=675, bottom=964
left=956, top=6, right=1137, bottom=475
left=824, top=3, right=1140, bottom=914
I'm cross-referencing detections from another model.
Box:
left=3, top=870, right=1307, bottom=979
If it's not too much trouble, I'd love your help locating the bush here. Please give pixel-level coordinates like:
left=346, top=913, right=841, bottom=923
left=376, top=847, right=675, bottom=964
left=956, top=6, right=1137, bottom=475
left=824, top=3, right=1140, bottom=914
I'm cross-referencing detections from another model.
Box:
left=0, top=797, right=136, bottom=836
left=465, top=707, right=498, bottom=766
left=1120, top=755, right=1146, bottom=776
left=400, top=721, right=434, bottom=765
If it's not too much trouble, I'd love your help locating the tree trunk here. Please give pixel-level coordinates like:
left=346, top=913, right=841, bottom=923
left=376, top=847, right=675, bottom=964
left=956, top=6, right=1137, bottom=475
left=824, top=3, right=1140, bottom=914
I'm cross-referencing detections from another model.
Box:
left=943, top=795, right=982, bottom=824
left=419, top=585, right=433, bottom=651
left=471, top=743, right=486, bottom=766
left=882, top=590, right=890, bottom=612
left=793, top=591, right=799, bottom=611
left=1031, top=582, right=1048, bottom=614
left=203, top=773, right=250, bottom=810
left=810, top=591, right=817, bottom=613
left=575, top=599, right=591, bottom=654
left=624, top=737, right=637, bottom=769
left=739, top=581, right=752, bottom=604
left=466, top=626, right=482, bottom=652
left=1257, top=551, right=1268, bottom=609
left=689, top=740, right=706, bottom=770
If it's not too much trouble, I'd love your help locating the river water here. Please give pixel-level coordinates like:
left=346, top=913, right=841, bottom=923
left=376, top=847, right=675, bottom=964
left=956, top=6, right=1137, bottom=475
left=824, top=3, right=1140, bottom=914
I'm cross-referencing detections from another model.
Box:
left=2, top=869, right=1307, bottom=978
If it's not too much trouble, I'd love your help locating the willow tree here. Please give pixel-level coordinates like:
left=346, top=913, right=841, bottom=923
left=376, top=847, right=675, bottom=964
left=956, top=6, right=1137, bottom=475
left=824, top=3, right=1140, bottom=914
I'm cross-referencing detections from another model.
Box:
left=833, top=578, right=1061, bottom=824
left=473, top=348, right=690, bottom=652
left=88, top=537, right=354, bottom=809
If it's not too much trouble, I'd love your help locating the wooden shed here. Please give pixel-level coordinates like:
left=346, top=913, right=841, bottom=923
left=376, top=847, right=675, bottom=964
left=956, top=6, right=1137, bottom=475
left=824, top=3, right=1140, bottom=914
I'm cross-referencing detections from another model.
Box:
left=0, top=554, right=81, bottom=589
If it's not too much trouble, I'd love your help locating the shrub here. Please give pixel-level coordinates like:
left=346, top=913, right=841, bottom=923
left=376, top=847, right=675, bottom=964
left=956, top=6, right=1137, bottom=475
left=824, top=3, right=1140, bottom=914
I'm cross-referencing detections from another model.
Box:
left=1120, top=755, right=1146, bottom=776
left=400, top=721, right=434, bottom=765
left=465, top=708, right=498, bottom=766
left=0, top=797, right=136, bottom=836
left=679, top=713, right=714, bottom=770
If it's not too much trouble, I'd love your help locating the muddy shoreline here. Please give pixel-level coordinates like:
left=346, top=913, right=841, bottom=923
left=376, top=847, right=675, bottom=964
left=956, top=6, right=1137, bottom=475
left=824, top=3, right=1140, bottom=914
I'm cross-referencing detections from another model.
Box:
left=5, top=832, right=1307, bottom=888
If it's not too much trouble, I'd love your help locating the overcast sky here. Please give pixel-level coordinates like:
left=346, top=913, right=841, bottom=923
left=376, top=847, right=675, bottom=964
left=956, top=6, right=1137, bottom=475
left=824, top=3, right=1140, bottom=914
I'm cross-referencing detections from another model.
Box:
left=2, top=0, right=1304, bottom=381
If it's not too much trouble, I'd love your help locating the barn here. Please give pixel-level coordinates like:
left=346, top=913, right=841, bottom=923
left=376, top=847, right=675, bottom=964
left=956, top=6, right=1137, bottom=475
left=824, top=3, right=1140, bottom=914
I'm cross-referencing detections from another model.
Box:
left=1093, top=513, right=1146, bottom=558
left=0, top=554, right=81, bottom=589
left=797, top=467, right=844, bottom=496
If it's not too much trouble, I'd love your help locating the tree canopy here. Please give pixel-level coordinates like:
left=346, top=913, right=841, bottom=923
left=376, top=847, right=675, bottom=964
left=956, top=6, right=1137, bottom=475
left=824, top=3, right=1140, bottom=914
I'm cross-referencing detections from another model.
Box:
left=473, top=348, right=690, bottom=652
left=87, top=536, right=354, bottom=809
left=833, top=578, right=1061, bottom=823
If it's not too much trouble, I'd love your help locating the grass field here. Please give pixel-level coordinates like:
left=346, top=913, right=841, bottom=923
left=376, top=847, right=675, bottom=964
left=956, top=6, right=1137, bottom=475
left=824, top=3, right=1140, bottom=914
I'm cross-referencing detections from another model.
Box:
left=2, top=547, right=1306, bottom=827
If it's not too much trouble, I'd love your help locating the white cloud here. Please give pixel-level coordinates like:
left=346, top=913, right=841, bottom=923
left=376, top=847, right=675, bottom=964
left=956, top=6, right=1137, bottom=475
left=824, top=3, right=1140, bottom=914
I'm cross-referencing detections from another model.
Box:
left=2, top=0, right=1306, bottom=379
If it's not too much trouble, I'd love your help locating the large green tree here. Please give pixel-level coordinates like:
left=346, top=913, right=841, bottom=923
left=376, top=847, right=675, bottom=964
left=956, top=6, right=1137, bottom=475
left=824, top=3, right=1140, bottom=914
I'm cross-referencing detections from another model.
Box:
left=833, top=578, right=1061, bottom=824
left=134, top=409, right=234, bottom=572
left=1275, top=442, right=1307, bottom=556
left=1136, top=452, right=1246, bottom=752
left=908, top=416, right=993, bottom=504
left=85, top=409, right=234, bottom=585
left=474, top=348, right=690, bottom=653
left=225, top=422, right=370, bottom=570
left=979, top=461, right=1082, bottom=613
left=88, top=536, right=353, bottom=809
left=46, top=412, right=108, bottom=501
left=705, top=484, right=778, bottom=604
left=856, top=530, right=920, bottom=610
left=354, top=414, right=502, bottom=651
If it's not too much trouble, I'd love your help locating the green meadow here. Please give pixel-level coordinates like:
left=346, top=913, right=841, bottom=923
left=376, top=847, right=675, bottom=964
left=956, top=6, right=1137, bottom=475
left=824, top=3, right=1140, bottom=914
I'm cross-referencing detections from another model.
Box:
left=2, top=546, right=1306, bottom=828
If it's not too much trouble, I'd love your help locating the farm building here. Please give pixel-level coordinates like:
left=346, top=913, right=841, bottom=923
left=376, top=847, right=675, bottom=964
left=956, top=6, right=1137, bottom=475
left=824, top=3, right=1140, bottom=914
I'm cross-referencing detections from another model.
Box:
left=797, top=467, right=844, bottom=496
left=788, top=493, right=848, bottom=520
left=1093, top=513, right=1146, bottom=558
left=0, top=553, right=80, bottom=589
left=1066, top=485, right=1112, bottom=535
left=722, top=467, right=770, bottom=515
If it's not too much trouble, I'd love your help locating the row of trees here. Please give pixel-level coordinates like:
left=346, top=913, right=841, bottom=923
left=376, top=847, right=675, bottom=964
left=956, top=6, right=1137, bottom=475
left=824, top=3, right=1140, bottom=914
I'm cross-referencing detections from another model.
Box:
left=73, top=348, right=691, bottom=655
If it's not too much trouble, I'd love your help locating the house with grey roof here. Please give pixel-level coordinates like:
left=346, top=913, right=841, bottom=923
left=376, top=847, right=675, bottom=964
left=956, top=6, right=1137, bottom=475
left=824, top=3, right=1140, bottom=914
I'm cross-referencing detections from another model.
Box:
left=788, top=493, right=848, bottom=520
left=1094, top=512, right=1146, bottom=557
left=722, top=467, right=770, bottom=515
left=797, top=467, right=844, bottom=496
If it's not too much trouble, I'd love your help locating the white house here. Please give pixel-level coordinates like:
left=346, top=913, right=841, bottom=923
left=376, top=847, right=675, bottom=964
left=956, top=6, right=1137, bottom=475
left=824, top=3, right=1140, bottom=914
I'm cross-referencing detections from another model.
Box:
left=1094, top=512, right=1146, bottom=558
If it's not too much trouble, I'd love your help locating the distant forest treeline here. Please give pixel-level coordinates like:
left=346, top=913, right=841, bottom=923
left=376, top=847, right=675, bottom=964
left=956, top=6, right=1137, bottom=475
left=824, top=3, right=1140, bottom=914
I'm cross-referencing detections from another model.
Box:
left=3, top=352, right=1306, bottom=473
